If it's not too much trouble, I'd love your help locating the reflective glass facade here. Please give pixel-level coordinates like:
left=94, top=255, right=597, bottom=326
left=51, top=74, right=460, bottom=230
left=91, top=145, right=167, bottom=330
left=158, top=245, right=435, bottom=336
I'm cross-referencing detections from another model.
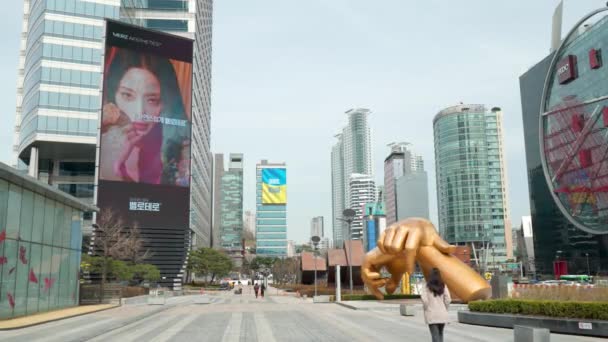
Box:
left=434, top=104, right=511, bottom=262
left=521, top=52, right=608, bottom=275
left=0, top=163, right=89, bottom=320
left=541, top=16, right=608, bottom=233
left=220, top=154, right=243, bottom=250
left=14, top=1, right=213, bottom=252
left=256, top=162, right=287, bottom=256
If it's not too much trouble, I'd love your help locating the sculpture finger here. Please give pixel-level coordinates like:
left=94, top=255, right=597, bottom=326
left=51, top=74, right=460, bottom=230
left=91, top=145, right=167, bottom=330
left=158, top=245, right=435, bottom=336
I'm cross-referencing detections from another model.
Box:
left=385, top=277, right=400, bottom=294
left=370, top=278, right=388, bottom=288
left=433, top=236, right=457, bottom=254
left=377, top=230, right=388, bottom=254
left=363, top=271, right=382, bottom=280
left=369, top=285, right=385, bottom=300
left=384, top=227, right=398, bottom=253
left=404, top=229, right=422, bottom=275
left=389, top=226, right=409, bottom=254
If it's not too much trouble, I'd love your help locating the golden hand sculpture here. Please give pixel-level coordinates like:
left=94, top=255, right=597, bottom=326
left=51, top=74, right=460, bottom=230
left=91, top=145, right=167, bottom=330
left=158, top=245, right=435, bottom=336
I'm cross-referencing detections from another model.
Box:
left=361, top=218, right=491, bottom=303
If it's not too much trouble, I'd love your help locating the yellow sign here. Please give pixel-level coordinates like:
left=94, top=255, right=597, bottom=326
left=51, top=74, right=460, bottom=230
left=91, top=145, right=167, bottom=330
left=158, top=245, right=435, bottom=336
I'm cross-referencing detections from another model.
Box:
left=484, top=272, right=493, bottom=281
left=262, top=168, right=287, bottom=204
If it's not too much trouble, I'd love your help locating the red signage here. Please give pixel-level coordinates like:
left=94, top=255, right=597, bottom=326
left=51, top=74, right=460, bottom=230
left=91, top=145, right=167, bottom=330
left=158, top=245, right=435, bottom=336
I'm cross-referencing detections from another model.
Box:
left=553, top=260, right=568, bottom=280
left=557, top=55, right=577, bottom=84
left=589, top=48, right=602, bottom=69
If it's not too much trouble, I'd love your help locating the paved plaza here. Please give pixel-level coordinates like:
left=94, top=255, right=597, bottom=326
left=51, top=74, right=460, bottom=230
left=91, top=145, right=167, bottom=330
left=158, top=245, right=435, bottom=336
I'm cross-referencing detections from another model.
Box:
left=0, top=287, right=603, bottom=342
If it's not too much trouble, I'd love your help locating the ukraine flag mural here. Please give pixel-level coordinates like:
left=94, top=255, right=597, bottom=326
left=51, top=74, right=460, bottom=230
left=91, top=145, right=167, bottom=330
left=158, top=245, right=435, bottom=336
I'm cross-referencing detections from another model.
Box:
left=262, top=168, right=287, bottom=204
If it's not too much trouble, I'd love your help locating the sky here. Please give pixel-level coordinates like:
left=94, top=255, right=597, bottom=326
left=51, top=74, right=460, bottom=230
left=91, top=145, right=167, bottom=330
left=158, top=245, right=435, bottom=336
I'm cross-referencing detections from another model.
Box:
left=0, top=1, right=604, bottom=245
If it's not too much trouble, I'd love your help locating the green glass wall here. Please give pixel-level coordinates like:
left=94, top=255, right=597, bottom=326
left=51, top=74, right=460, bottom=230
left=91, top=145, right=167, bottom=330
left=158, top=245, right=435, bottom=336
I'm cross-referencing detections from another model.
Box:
left=434, top=105, right=508, bottom=261
left=0, top=179, right=83, bottom=320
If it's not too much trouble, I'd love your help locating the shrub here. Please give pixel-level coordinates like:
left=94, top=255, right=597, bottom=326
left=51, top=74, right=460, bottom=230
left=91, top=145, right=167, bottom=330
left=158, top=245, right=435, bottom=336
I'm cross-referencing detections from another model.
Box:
left=468, top=299, right=608, bottom=320
left=512, top=284, right=608, bottom=302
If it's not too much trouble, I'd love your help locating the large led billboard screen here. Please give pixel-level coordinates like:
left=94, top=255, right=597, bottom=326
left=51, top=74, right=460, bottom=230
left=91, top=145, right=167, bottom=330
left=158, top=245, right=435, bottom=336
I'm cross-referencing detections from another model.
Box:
left=97, top=20, right=193, bottom=229
left=262, top=168, right=287, bottom=204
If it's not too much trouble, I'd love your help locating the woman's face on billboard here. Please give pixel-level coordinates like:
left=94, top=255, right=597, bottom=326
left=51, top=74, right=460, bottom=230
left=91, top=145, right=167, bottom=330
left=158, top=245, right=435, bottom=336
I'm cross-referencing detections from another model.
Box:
left=115, top=67, right=162, bottom=122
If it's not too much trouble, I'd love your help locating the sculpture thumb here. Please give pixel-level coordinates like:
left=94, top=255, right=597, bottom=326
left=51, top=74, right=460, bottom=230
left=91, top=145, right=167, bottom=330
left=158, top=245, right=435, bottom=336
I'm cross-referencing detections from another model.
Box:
left=433, top=236, right=456, bottom=254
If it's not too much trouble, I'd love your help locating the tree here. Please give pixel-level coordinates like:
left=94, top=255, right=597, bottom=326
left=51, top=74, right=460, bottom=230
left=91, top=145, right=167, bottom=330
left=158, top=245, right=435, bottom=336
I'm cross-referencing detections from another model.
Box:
left=130, top=263, right=161, bottom=283
left=82, top=255, right=132, bottom=282
left=296, top=244, right=313, bottom=254
left=90, top=209, right=151, bottom=302
left=187, top=248, right=233, bottom=284
left=271, top=258, right=299, bottom=284
left=251, top=256, right=275, bottom=271
left=82, top=255, right=160, bottom=285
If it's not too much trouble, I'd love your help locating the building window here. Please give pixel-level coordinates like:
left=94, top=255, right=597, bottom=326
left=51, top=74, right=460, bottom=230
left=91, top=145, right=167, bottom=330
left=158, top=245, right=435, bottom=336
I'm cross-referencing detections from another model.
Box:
left=57, top=184, right=94, bottom=198
left=145, top=19, right=188, bottom=31
left=59, top=162, right=95, bottom=176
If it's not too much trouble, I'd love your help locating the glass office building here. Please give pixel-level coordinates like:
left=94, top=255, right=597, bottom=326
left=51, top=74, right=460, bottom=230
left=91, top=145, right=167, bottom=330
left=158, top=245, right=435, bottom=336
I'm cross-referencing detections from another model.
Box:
left=520, top=20, right=608, bottom=275
left=219, top=154, right=244, bottom=250
left=256, top=160, right=287, bottom=257
left=0, top=162, right=94, bottom=319
left=433, top=104, right=512, bottom=263
left=13, top=1, right=213, bottom=253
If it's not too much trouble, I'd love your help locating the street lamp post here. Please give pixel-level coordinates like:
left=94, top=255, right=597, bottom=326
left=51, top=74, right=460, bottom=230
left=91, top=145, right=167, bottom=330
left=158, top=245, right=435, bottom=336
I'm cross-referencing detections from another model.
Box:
left=336, top=209, right=356, bottom=295
left=585, top=253, right=590, bottom=277
left=311, top=236, right=320, bottom=297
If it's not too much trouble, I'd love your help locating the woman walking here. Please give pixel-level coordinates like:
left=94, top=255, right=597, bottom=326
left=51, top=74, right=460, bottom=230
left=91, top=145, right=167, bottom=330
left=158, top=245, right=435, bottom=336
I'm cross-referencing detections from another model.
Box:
left=253, top=283, right=260, bottom=298
left=420, top=268, right=451, bottom=342
left=260, top=283, right=266, bottom=298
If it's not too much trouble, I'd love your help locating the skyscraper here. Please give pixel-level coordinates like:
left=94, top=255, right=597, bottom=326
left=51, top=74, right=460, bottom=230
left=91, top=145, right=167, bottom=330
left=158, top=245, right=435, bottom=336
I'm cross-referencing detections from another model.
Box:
left=12, top=1, right=213, bottom=249
left=519, top=15, right=608, bottom=274
left=396, top=171, right=429, bottom=220
left=331, top=134, right=345, bottom=248
left=219, top=153, right=243, bottom=253
left=256, top=160, right=287, bottom=257
left=243, top=210, right=255, bottom=236
left=310, top=216, right=324, bottom=242
left=212, top=153, right=224, bottom=249
left=384, top=143, right=426, bottom=225
left=348, top=173, right=376, bottom=240
left=331, top=108, right=373, bottom=247
left=433, top=104, right=512, bottom=264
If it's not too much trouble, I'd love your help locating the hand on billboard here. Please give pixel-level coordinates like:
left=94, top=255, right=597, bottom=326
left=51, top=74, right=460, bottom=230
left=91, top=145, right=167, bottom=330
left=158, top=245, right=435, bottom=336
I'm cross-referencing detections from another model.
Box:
left=113, top=121, right=156, bottom=181
left=377, top=218, right=456, bottom=277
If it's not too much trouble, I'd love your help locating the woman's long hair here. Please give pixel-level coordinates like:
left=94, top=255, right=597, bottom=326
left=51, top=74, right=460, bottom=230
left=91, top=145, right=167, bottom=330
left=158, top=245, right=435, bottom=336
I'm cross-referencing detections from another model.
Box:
left=426, top=268, right=445, bottom=297
left=103, top=47, right=191, bottom=185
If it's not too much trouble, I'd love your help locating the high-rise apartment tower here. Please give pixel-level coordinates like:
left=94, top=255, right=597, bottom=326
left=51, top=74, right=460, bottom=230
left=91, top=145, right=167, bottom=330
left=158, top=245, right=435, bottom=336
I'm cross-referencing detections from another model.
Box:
left=331, top=108, right=373, bottom=247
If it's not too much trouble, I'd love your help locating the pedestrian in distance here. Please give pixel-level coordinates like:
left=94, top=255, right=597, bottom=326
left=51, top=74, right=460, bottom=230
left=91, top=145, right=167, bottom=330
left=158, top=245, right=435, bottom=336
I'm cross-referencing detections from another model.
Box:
left=260, top=283, right=266, bottom=298
left=420, top=268, right=451, bottom=342
left=254, top=283, right=260, bottom=298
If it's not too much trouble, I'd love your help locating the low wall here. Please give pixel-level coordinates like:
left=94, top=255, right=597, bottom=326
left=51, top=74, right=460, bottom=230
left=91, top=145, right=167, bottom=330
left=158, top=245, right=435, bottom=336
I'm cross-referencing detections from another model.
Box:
left=458, top=311, right=608, bottom=338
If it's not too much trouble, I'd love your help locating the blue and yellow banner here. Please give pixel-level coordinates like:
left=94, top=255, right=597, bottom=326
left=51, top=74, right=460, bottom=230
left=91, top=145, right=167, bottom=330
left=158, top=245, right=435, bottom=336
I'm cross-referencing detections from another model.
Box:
left=262, top=168, right=287, bottom=204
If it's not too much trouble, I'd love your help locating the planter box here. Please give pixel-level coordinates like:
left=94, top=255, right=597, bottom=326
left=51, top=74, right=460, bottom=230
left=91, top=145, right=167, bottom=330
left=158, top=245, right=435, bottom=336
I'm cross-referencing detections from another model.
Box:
left=313, top=296, right=331, bottom=303
left=514, top=325, right=550, bottom=342
left=458, top=311, right=608, bottom=338
left=399, top=304, right=415, bottom=316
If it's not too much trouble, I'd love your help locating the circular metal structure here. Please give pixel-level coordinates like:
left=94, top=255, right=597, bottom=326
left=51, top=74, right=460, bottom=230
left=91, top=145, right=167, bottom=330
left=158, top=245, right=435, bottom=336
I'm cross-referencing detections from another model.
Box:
left=540, top=6, right=608, bottom=234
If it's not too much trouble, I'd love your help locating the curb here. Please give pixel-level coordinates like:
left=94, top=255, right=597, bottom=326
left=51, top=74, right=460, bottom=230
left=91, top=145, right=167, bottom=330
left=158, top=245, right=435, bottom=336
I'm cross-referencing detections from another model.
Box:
left=335, top=302, right=360, bottom=310
left=0, top=305, right=120, bottom=331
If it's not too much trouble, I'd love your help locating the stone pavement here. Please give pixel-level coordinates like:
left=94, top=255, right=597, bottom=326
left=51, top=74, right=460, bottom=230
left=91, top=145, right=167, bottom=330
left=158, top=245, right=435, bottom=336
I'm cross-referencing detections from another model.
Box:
left=0, top=286, right=603, bottom=341
left=0, top=304, right=117, bottom=330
